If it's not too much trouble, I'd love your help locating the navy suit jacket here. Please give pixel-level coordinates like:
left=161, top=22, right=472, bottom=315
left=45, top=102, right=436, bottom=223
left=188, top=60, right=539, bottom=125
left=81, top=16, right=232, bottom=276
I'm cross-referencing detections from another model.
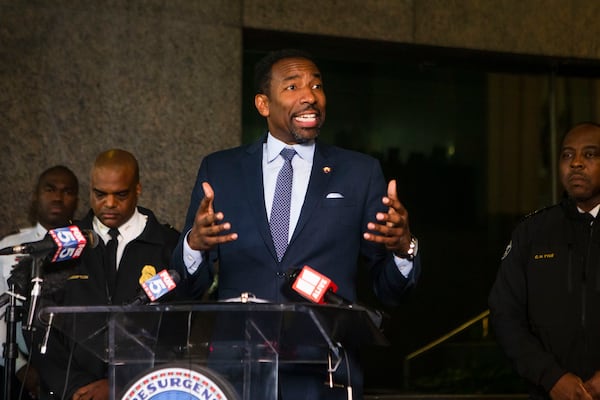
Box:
left=172, top=137, right=419, bottom=306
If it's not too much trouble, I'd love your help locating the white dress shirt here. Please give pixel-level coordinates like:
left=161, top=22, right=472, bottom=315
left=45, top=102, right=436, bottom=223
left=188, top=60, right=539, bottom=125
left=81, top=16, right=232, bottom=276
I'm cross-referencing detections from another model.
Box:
left=93, top=208, right=148, bottom=269
left=580, top=204, right=600, bottom=218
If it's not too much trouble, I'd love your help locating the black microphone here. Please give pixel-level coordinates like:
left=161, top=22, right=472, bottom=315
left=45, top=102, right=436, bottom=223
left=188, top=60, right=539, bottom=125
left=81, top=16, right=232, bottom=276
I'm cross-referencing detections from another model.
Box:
left=125, top=269, right=181, bottom=305
left=289, top=266, right=352, bottom=305
left=0, top=226, right=99, bottom=261
left=0, top=236, right=56, bottom=256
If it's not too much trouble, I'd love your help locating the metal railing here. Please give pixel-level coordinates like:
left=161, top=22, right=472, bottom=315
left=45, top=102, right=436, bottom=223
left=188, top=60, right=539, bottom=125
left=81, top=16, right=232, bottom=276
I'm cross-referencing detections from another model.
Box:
left=403, top=309, right=491, bottom=389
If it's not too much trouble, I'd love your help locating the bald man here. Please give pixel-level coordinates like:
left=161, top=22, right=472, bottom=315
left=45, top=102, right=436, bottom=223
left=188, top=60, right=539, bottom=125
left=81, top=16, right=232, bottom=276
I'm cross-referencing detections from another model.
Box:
left=33, top=149, right=180, bottom=400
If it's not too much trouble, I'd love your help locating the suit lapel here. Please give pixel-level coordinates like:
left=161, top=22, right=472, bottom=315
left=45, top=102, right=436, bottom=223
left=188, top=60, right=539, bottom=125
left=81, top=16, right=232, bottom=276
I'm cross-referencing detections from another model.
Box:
left=289, top=143, right=332, bottom=248
left=241, top=138, right=279, bottom=261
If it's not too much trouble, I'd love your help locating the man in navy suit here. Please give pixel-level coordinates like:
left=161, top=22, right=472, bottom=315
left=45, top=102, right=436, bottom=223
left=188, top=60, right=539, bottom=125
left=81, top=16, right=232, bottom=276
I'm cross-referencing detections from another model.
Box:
left=172, top=49, right=420, bottom=399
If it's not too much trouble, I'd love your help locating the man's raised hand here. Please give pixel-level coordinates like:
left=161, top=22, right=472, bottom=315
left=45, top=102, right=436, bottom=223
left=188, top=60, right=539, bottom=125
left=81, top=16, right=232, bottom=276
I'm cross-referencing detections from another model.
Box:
left=187, top=182, right=237, bottom=251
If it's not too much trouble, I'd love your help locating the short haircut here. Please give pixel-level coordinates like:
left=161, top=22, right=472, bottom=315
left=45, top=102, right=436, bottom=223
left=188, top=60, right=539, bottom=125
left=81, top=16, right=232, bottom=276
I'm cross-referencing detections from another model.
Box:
left=36, top=165, right=79, bottom=194
left=93, top=149, right=140, bottom=184
left=254, top=49, right=318, bottom=96
left=28, top=165, right=79, bottom=224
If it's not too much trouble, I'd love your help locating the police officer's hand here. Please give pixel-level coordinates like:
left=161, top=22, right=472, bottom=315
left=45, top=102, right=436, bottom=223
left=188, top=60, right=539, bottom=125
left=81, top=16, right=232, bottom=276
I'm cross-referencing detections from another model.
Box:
left=187, top=182, right=237, bottom=251
left=72, top=379, right=109, bottom=400
left=583, top=371, right=600, bottom=399
left=550, top=373, right=592, bottom=400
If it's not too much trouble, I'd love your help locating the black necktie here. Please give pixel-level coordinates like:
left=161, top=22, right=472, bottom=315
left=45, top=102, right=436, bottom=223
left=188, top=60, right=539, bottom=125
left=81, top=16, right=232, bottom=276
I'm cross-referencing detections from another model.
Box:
left=105, top=228, right=119, bottom=294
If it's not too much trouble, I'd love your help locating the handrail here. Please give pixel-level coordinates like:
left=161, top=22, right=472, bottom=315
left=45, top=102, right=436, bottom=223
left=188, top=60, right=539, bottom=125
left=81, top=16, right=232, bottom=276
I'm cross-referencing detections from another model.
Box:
left=403, top=309, right=490, bottom=388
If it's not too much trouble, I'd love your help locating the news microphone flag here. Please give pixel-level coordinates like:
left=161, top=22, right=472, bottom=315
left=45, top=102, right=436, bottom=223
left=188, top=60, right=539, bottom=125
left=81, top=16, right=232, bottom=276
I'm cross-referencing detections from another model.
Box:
left=141, top=269, right=178, bottom=302
left=291, top=265, right=339, bottom=304
left=48, top=226, right=88, bottom=262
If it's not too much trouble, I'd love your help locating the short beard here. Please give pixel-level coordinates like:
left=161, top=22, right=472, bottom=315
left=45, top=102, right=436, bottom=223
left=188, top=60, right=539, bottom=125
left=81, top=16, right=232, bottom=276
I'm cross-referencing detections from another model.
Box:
left=291, top=128, right=320, bottom=144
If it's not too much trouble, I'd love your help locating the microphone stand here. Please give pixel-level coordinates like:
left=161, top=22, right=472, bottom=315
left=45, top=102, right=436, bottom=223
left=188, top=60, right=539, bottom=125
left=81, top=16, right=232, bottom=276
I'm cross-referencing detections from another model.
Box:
left=3, top=280, right=21, bottom=400
left=3, top=254, right=44, bottom=400
left=24, top=256, right=44, bottom=332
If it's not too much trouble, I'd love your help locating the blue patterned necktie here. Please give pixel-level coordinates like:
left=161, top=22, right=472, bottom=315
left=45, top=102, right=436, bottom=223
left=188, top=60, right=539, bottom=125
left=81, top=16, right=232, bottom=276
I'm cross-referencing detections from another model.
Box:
left=270, top=148, right=296, bottom=262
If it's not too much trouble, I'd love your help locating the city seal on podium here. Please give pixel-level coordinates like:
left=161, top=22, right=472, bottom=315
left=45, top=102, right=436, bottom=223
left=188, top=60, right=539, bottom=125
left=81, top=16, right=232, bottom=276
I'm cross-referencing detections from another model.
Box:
left=121, top=365, right=239, bottom=400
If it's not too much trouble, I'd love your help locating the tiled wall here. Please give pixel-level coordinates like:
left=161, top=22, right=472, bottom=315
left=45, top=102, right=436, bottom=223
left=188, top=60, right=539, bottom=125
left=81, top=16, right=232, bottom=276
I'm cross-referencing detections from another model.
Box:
left=2, top=0, right=599, bottom=236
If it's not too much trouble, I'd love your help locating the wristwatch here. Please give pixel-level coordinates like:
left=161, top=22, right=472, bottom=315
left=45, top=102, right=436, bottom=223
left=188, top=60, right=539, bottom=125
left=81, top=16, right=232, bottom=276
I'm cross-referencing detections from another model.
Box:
left=397, top=235, right=418, bottom=261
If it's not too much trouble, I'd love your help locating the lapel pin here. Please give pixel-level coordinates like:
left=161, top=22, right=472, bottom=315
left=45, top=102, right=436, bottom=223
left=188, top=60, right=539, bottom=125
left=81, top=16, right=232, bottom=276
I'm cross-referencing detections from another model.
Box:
left=323, top=166, right=332, bottom=174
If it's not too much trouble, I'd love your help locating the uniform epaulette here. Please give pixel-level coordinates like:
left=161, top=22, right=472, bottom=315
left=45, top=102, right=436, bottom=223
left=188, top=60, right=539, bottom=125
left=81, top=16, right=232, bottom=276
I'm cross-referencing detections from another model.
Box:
left=520, top=204, right=555, bottom=221
left=163, top=223, right=181, bottom=235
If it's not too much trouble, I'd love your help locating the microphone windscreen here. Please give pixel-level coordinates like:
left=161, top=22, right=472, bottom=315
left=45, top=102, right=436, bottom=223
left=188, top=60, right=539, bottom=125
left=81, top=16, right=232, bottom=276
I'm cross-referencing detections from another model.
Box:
left=7, top=256, right=33, bottom=295
left=83, top=230, right=100, bottom=249
left=167, top=269, right=181, bottom=284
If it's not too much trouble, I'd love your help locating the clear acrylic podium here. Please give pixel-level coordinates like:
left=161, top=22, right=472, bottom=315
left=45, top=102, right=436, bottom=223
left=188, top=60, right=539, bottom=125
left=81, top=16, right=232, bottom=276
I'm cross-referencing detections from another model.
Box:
left=39, top=302, right=388, bottom=400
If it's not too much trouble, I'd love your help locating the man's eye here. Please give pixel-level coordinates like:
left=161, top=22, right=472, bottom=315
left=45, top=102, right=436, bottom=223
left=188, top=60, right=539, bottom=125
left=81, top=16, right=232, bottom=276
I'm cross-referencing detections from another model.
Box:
left=286, top=85, right=296, bottom=90
left=585, top=151, right=598, bottom=158
left=561, top=152, right=573, bottom=159
left=312, top=84, right=322, bottom=89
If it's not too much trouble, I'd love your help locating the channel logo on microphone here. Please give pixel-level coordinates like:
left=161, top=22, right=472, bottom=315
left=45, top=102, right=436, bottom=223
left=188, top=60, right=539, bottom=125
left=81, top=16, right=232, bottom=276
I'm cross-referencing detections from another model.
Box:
left=48, top=226, right=87, bottom=262
left=141, top=269, right=177, bottom=302
left=291, top=265, right=338, bottom=304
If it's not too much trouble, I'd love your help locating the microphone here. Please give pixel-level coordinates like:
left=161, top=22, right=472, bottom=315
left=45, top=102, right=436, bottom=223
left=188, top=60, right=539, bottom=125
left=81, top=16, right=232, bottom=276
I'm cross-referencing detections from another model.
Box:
left=290, top=265, right=351, bottom=306
left=125, top=269, right=180, bottom=305
left=0, top=226, right=99, bottom=262
left=0, top=291, right=26, bottom=308
left=21, top=227, right=98, bottom=331
left=290, top=266, right=387, bottom=329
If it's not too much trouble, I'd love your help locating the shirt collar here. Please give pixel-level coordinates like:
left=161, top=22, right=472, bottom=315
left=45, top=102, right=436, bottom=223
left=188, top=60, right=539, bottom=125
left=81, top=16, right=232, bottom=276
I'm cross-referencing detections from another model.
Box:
left=266, top=132, right=315, bottom=164
left=34, top=222, right=48, bottom=239
left=93, top=207, right=147, bottom=243
left=579, top=204, right=600, bottom=218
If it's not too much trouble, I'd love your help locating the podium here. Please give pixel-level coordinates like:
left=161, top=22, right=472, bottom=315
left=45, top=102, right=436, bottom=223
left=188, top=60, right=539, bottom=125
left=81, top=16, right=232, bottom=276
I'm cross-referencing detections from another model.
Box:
left=39, top=302, right=389, bottom=400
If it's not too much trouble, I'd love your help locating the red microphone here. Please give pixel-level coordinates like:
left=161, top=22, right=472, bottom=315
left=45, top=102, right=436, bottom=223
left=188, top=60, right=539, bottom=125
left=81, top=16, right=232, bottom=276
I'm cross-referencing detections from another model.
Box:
left=47, top=226, right=89, bottom=262
left=20, top=226, right=98, bottom=331
left=0, top=225, right=98, bottom=262
left=142, top=269, right=178, bottom=301
left=290, top=267, right=387, bottom=330
left=291, top=265, right=350, bottom=305
left=126, top=269, right=180, bottom=305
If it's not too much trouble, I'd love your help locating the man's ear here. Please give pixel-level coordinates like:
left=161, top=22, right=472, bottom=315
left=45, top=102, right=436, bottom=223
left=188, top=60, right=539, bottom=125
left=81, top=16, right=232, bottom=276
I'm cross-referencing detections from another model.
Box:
left=255, top=94, right=269, bottom=117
